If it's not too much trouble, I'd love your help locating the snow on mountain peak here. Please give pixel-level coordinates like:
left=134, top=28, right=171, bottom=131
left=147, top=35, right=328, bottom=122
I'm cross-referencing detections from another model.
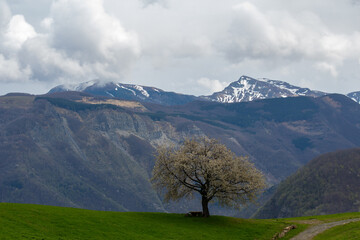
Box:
left=347, top=91, right=360, bottom=104
left=48, top=75, right=359, bottom=105
left=48, top=80, right=200, bottom=105
left=208, top=75, right=326, bottom=103
left=133, top=85, right=150, bottom=98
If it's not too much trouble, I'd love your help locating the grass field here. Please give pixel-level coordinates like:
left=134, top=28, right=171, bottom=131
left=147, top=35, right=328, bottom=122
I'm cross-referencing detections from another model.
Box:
left=285, top=211, right=360, bottom=222
left=314, top=221, right=360, bottom=240
left=0, top=203, right=359, bottom=240
left=0, top=203, right=301, bottom=240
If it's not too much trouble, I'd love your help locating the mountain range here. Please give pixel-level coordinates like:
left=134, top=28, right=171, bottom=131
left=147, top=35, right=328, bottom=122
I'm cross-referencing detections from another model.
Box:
left=204, top=76, right=326, bottom=103
left=49, top=80, right=200, bottom=106
left=49, top=75, right=360, bottom=105
left=1, top=74, right=360, bottom=217
left=1, top=90, right=360, bottom=215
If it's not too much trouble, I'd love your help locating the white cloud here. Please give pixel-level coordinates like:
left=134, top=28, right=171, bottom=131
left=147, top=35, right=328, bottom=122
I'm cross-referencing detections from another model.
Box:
left=0, top=2, right=33, bottom=82
left=216, top=1, right=360, bottom=93
left=0, top=0, right=11, bottom=30
left=225, top=2, right=332, bottom=61
left=0, top=54, right=31, bottom=82
left=19, top=36, right=90, bottom=82
left=40, top=17, right=53, bottom=30
left=316, top=62, right=338, bottom=77
left=1, top=0, right=360, bottom=95
left=49, top=0, right=140, bottom=64
left=0, top=0, right=140, bottom=86
left=140, top=0, right=168, bottom=7
left=197, top=77, right=227, bottom=94
left=173, top=37, right=214, bottom=59
left=47, top=0, right=140, bottom=82
left=3, top=15, right=37, bottom=51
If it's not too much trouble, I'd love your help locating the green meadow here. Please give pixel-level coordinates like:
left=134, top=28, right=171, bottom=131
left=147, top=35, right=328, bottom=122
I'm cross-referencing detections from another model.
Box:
left=0, top=203, right=359, bottom=240
left=314, top=221, right=360, bottom=240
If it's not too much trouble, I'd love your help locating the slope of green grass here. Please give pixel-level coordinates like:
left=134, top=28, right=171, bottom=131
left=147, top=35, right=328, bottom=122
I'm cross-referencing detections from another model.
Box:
left=1, top=203, right=359, bottom=239
left=314, top=221, right=360, bottom=240
left=0, top=203, right=297, bottom=240
left=284, top=212, right=360, bottom=222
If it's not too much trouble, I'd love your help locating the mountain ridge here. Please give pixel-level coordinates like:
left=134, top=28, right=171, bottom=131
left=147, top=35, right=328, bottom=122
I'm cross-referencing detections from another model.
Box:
left=49, top=80, right=202, bottom=106
left=48, top=75, right=360, bottom=105
left=205, top=75, right=326, bottom=103
left=2, top=92, right=360, bottom=215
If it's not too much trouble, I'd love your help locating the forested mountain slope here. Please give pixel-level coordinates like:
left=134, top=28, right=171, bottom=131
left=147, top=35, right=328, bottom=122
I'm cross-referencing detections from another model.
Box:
left=255, top=147, right=360, bottom=218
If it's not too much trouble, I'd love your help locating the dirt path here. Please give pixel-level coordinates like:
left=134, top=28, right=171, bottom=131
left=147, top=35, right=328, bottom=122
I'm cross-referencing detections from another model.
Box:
left=290, top=218, right=360, bottom=240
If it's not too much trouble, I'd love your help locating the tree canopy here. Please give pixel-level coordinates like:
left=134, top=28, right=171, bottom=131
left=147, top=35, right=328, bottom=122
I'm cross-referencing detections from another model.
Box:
left=151, top=137, right=266, bottom=217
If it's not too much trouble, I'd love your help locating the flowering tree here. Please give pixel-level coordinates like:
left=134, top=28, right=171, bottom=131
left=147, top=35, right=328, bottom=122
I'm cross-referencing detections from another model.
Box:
left=151, top=137, right=266, bottom=217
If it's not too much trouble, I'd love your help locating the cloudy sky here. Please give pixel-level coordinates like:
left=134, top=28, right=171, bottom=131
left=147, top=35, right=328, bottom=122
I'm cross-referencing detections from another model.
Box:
left=0, top=0, right=360, bottom=96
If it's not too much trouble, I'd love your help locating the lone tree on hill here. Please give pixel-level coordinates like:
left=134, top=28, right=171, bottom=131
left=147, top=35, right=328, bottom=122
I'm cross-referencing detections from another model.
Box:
left=151, top=137, right=266, bottom=217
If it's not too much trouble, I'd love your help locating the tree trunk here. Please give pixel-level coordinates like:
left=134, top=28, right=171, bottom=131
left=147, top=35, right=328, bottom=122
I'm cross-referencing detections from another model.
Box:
left=202, top=196, right=210, bottom=217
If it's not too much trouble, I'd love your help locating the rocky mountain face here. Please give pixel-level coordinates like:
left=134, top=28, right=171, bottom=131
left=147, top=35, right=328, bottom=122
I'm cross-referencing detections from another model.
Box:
left=255, top=147, right=360, bottom=219
left=1, top=92, right=360, bottom=215
left=205, top=76, right=326, bottom=103
left=49, top=80, right=201, bottom=106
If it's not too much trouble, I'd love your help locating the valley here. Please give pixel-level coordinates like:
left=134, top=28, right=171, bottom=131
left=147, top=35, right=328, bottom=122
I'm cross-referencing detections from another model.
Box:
left=1, top=90, right=360, bottom=216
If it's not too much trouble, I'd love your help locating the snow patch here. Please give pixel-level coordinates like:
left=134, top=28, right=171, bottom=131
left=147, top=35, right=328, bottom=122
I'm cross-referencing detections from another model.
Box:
left=134, top=85, right=150, bottom=97
left=120, top=85, right=136, bottom=95
left=105, top=91, right=114, bottom=97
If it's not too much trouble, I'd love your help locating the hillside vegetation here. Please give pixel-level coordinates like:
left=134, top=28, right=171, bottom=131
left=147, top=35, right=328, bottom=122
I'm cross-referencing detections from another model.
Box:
left=0, top=203, right=300, bottom=240
left=255, top=148, right=360, bottom=218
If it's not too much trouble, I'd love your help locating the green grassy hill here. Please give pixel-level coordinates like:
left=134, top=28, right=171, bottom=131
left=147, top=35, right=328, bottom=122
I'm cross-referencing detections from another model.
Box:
left=0, top=203, right=302, bottom=240
left=1, top=203, right=360, bottom=239
left=314, top=221, right=360, bottom=240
